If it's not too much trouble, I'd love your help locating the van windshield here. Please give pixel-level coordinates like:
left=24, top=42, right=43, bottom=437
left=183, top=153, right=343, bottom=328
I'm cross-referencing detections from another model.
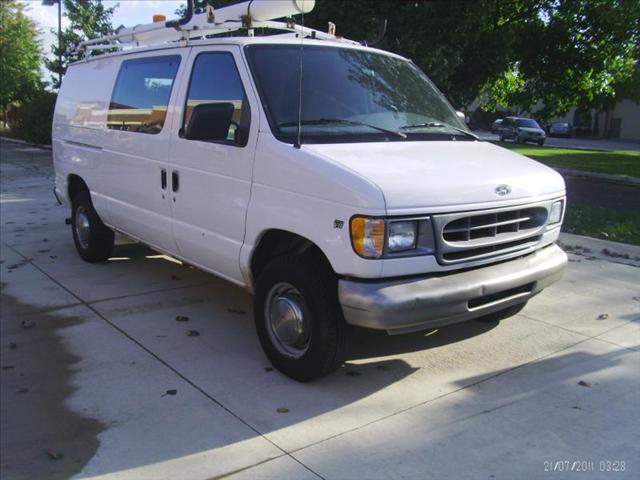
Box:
left=245, top=45, right=468, bottom=144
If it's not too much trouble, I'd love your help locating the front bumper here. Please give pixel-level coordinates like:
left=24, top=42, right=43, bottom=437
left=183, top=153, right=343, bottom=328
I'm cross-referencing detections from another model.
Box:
left=338, top=244, right=567, bottom=334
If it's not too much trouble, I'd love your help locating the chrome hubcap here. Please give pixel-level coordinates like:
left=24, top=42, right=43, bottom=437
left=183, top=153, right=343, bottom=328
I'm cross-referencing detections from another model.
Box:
left=75, top=206, right=91, bottom=250
left=265, top=283, right=311, bottom=359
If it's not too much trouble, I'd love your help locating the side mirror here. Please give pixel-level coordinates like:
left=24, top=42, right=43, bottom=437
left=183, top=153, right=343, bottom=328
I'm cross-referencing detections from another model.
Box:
left=456, top=110, right=468, bottom=124
left=185, top=102, right=235, bottom=141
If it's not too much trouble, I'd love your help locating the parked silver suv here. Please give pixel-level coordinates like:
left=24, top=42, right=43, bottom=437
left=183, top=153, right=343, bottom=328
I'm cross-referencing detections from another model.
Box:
left=500, top=117, right=546, bottom=146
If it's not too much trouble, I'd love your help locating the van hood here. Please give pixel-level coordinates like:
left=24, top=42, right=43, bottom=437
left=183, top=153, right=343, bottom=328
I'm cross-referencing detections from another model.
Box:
left=304, top=141, right=565, bottom=213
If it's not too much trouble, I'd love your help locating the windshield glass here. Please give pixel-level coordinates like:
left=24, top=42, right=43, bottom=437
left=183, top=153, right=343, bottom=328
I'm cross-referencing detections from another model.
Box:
left=246, top=45, right=468, bottom=143
left=516, top=119, right=541, bottom=129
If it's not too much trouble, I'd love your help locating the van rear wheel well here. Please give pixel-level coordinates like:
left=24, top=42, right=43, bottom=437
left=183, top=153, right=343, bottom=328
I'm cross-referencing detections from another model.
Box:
left=250, top=230, right=333, bottom=283
left=68, top=175, right=89, bottom=202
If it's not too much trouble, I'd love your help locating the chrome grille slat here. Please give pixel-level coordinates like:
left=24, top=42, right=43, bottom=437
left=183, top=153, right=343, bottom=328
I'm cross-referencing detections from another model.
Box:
left=433, top=201, right=553, bottom=265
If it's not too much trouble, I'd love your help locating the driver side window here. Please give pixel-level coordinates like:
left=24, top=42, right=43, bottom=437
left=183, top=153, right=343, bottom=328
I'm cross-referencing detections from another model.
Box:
left=183, top=52, right=250, bottom=146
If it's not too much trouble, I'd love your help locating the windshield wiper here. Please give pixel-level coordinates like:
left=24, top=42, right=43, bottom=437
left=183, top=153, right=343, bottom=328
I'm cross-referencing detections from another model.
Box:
left=399, top=122, right=478, bottom=140
left=279, top=118, right=407, bottom=139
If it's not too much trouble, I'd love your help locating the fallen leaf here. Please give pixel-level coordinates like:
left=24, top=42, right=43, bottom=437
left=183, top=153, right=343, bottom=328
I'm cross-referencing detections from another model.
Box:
left=578, top=380, right=591, bottom=387
left=47, top=449, right=63, bottom=460
left=597, top=313, right=609, bottom=320
left=187, top=330, right=200, bottom=337
left=276, top=407, right=289, bottom=413
left=571, top=406, right=582, bottom=410
left=175, top=315, right=189, bottom=322
left=21, top=320, right=35, bottom=329
left=162, top=389, right=177, bottom=397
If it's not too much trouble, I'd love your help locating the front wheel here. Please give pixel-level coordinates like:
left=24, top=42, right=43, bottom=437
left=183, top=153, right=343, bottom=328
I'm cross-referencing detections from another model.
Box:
left=254, top=254, right=349, bottom=382
left=71, top=190, right=114, bottom=262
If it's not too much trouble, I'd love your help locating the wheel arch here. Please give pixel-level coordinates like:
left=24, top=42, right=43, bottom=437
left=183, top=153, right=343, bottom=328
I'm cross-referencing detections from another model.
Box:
left=249, top=229, right=334, bottom=288
left=67, top=174, right=90, bottom=203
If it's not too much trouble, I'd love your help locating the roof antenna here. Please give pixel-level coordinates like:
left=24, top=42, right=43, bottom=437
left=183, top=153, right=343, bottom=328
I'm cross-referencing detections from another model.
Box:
left=294, top=1, right=306, bottom=149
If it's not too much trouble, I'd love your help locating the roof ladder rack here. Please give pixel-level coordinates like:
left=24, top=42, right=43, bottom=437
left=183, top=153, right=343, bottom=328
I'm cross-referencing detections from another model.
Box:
left=77, top=0, right=358, bottom=57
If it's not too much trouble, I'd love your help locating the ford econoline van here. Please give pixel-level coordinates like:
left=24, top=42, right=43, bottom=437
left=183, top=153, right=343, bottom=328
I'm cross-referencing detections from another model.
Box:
left=52, top=0, right=567, bottom=381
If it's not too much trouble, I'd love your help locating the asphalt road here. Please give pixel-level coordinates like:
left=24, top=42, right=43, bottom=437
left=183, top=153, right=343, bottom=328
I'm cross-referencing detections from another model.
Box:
left=477, top=130, right=640, bottom=152
left=565, top=176, right=640, bottom=213
left=1, top=138, right=639, bottom=480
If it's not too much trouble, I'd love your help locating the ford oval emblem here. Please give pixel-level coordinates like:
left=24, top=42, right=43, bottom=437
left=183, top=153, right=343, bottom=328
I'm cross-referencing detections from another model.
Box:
left=495, top=184, right=512, bottom=196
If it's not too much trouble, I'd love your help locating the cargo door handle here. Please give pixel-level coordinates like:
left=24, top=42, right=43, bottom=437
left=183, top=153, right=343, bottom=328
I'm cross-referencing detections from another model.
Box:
left=172, top=171, right=179, bottom=192
left=161, top=169, right=167, bottom=189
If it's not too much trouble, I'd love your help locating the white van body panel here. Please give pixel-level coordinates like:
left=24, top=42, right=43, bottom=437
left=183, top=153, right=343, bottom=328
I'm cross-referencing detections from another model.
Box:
left=240, top=133, right=388, bottom=283
left=52, top=55, right=120, bottom=218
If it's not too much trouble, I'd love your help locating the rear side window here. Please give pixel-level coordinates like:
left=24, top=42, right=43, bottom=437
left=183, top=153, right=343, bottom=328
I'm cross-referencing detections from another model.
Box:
left=183, top=52, right=249, bottom=146
left=107, top=55, right=181, bottom=134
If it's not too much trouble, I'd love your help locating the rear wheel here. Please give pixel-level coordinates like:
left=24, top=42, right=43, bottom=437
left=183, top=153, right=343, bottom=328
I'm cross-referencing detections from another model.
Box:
left=476, top=301, right=528, bottom=323
left=71, top=190, right=114, bottom=262
left=254, top=254, right=349, bottom=382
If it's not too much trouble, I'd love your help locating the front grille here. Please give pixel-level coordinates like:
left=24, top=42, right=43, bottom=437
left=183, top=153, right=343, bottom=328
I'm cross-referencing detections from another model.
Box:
left=443, top=207, right=547, bottom=242
left=433, top=202, right=553, bottom=264
left=442, top=236, right=542, bottom=262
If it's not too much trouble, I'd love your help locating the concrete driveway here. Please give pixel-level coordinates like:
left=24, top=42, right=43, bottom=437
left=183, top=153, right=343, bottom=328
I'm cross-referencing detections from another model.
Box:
left=1, top=138, right=639, bottom=479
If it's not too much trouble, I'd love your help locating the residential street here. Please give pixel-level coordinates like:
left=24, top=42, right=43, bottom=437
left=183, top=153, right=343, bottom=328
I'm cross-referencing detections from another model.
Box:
left=1, top=138, right=639, bottom=480
left=565, top=176, right=640, bottom=213
left=477, top=131, right=640, bottom=152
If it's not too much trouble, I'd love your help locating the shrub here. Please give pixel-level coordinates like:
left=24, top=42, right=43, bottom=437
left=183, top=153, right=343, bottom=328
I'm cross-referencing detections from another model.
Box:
left=17, top=91, right=57, bottom=145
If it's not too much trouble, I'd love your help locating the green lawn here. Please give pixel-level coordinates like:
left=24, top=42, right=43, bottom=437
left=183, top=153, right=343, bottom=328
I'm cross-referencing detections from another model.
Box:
left=495, top=142, right=640, bottom=178
left=563, top=205, right=640, bottom=245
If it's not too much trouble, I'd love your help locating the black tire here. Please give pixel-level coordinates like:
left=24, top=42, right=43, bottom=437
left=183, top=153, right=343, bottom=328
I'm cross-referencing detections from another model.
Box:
left=71, top=190, right=114, bottom=262
left=537, top=139, right=545, bottom=146
left=476, top=301, right=528, bottom=323
left=254, top=254, right=349, bottom=382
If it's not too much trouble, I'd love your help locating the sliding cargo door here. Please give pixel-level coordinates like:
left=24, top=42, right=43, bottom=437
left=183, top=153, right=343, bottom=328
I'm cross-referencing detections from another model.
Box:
left=101, top=52, right=185, bottom=253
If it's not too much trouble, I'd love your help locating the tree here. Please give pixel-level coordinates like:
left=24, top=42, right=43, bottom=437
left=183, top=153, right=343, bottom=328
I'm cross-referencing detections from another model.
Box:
left=481, top=0, right=640, bottom=121
left=0, top=0, right=42, bottom=119
left=45, top=0, right=118, bottom=89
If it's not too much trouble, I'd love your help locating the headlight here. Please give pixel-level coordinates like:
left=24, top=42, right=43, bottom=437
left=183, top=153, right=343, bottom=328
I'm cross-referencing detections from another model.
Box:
left=549, top=200, right=564, bottom=224
left=388, top=221, right=417, bottom=252
left=350, top=217, right=385, bottom=258
left=350, top=216, right=435, bottom=259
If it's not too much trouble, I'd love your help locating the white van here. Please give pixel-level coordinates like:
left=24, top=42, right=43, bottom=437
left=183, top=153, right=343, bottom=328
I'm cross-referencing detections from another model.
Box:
left=52, top=0, right=567, bottom=381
